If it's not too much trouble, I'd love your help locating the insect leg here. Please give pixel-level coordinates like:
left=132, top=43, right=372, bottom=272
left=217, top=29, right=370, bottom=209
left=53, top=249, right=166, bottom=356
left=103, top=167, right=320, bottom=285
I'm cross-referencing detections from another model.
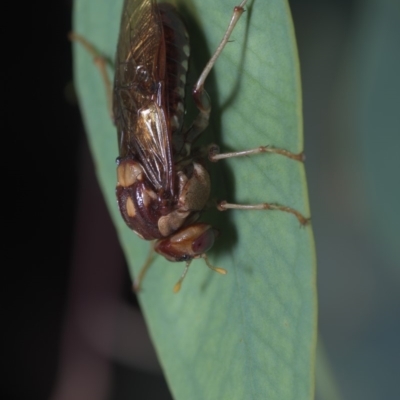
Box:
left=188, top=1, right=248, bottom=141
left=133, top=243, right=156, bottom=292
left=218, top=202, right=310, bottom=226
left=208, top=144, right=309, bottom=225
left=68, top=32, right=114, bottom=120
left=208, top=144, right=305, bottom=162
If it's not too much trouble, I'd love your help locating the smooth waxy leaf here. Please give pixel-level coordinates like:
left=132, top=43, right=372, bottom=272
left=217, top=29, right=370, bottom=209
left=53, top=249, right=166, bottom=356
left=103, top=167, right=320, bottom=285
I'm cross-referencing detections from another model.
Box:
left=72, top=0, right=317, bottom=399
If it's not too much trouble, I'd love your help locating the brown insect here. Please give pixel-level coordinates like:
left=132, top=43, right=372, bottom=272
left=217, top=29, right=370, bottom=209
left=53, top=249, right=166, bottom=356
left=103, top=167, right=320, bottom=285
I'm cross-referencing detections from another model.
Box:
left=71, top=0, right=308, bottom=292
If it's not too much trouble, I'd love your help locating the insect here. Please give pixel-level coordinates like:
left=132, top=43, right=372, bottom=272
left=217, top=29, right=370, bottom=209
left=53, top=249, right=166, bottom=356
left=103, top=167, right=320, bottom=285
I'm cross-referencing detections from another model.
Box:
left=71, top=0, right=308, bottom=292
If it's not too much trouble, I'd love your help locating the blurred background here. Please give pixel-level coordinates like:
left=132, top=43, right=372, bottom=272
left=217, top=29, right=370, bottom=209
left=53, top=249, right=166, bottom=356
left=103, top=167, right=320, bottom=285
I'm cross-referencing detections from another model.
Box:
left=5, top=0, right=399, bottom=399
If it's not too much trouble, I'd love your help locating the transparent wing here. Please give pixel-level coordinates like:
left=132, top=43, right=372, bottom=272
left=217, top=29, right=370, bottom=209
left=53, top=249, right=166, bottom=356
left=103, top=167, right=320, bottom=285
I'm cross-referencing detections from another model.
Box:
left=113, top=0, right=173, bottom=193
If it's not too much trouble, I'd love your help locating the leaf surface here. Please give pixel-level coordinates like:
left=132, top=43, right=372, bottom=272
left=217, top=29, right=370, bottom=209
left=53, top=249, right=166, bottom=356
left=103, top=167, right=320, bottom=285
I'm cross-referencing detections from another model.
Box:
left=72, top=0, right=317, bottom=398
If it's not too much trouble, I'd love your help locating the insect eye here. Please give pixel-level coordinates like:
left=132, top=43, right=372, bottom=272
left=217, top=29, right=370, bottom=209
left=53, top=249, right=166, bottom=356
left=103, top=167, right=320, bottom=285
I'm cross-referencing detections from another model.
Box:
left=191, top=228, right=216, bottom=255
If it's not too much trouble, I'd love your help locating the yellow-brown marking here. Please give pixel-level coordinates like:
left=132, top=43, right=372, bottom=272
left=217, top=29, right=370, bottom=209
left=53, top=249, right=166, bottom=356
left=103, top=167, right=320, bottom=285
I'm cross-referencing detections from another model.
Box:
left=126, top=196, right=136, bottom=218
left=142, top=188, right=157, bottom=207
left=117, top=162, right=143, bottom=187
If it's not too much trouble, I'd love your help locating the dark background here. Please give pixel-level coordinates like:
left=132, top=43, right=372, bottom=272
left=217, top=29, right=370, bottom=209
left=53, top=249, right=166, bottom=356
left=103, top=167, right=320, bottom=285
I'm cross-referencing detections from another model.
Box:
left=5, top=0, right=399, bottom=399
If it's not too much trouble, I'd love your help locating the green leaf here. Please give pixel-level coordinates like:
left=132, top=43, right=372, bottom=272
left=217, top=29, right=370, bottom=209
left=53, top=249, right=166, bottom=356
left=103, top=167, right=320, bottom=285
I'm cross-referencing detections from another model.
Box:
left=71, top=0, right=317, bottom=399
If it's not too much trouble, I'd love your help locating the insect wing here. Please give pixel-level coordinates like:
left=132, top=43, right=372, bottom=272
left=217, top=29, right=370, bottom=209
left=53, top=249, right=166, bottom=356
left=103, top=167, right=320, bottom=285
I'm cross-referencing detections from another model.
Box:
left=113, top=0, right=173, bottom=193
